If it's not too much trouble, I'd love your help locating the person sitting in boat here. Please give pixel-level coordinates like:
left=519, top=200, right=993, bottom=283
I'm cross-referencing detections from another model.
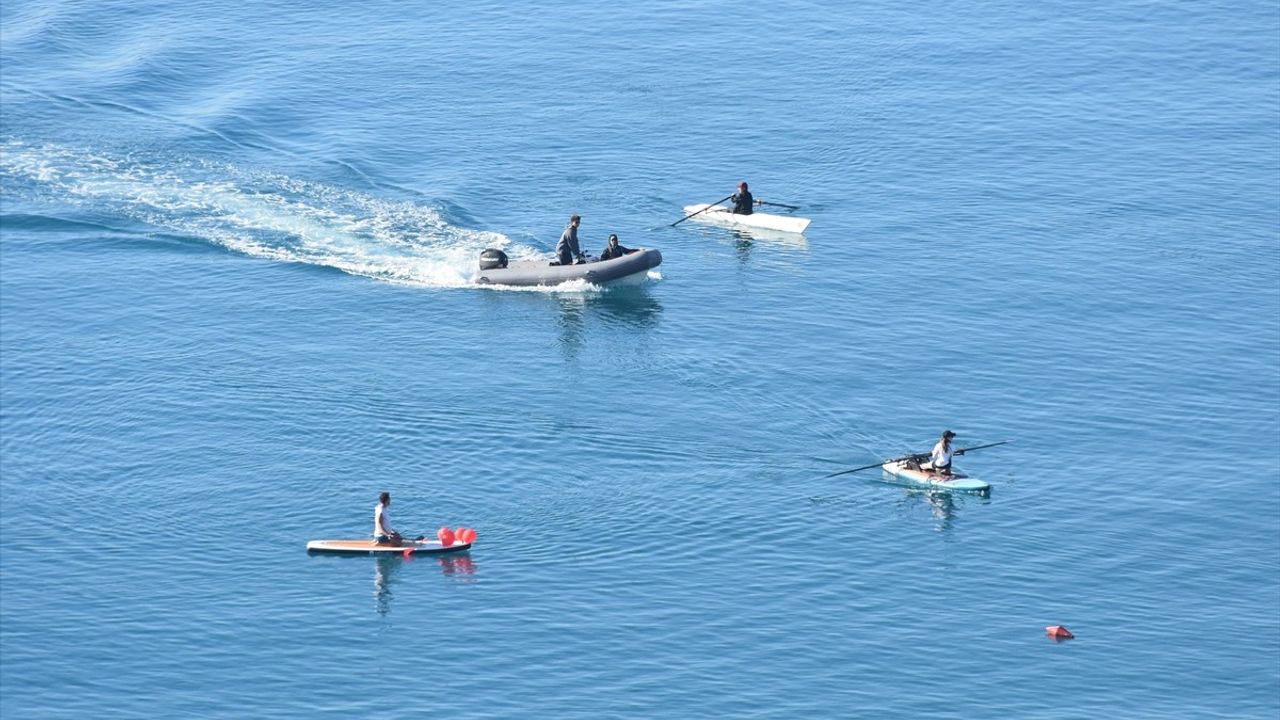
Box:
left=374, top=491, right=403, bottom=546
left=598, top=233, right=634, bottom=261
left=731, top=182, right=761, bottom=215
left=552, top=214, right=586, bottom=266
left=920, top=430, right=964, bottom=475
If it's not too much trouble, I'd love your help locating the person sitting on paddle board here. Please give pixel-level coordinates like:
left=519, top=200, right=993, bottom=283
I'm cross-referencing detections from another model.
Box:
left=730, top=182, right=761, bottom=215
left=598, top=233, right=634, bottom=261
left=920, top=430, right=965, bottom=476
left=552, top=214, right=586, bottom=266
left=374, top=491, right=403, bottom=546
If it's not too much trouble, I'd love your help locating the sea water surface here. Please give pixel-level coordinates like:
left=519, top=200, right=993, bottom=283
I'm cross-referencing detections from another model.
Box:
left=2, top=1, right=1278, bottom=718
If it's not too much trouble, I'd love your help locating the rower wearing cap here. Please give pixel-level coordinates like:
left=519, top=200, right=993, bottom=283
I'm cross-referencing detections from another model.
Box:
left=921, top=430, right=964, bottom=475
left=730, top=182, right=761, bottom=215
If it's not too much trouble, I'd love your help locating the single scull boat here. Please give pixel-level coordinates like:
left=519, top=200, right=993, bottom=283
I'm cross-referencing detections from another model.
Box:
left=681, top=204, right=811, bottom=234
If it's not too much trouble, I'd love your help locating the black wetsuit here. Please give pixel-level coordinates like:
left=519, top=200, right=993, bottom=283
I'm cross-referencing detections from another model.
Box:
left=731, top=190, right=754, bottom=215
left=599, top=242, right=633, bottom=261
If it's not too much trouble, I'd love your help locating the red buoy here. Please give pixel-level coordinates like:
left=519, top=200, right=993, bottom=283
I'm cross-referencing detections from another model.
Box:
left=438, top=527, right=455, bottom=547
left=402, top=547, right=414, bottom=559
left=1046, top=625, right=1074, bottom=640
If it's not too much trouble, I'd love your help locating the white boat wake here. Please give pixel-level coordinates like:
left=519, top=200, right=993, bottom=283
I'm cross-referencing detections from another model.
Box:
left=0, top=140, right=588, bottom=290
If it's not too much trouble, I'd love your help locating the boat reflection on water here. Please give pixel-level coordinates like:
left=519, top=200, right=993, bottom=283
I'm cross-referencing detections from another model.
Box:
left=898, top=488, right=992, bottom=534
left=725, top=228, right=808, bottom=268
left=586, top=284, right=663, bottom=326
left=373, top=551, right=477, bottom=615
left=921, top=490, right=957, bottom=534
left=553, top=284, right=663, bottom=357
left=437, top=554, right=476, bottom=577
left=729, top=227, right=809, bottom=249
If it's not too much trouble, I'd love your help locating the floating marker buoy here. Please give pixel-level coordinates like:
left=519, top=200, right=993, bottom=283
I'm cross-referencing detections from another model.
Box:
left=459, top=527, right=476, bottom=544
left=1046, top=625, right=1074, bottom=640
left=438, top=527, right=455, bottom=547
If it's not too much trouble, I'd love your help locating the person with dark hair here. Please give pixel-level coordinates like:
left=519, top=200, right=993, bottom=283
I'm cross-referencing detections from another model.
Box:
left=730, top=182, right=760, bottom=215
left=920, top=430, right=964, bottom=475
left=553, top=214, right=585, bottom=266
left=599, top=233, right=634, bottom=261
left=374, top=491, right=403, bottom=546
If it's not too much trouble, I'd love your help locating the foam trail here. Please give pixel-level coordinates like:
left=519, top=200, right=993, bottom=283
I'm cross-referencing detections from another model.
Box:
left=0, top=140, right=555, bottom=289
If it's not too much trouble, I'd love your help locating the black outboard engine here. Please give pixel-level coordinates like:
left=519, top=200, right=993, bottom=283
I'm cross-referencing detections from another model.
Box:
left=479, top=248, right=508, bottom=270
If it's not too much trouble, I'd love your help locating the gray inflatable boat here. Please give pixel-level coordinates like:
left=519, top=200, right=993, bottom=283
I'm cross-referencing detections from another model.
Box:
left=475, top=248, right=662, bottom=287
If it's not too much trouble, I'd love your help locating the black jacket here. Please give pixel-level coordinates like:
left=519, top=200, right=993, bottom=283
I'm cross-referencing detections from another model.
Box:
left=731, top=191, right=754, bottom=215
left=599, top=243, right=634, bottom=261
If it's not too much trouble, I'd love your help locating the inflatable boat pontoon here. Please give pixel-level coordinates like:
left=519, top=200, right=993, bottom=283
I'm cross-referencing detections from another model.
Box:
left=475, top=248, right=662, bottom=287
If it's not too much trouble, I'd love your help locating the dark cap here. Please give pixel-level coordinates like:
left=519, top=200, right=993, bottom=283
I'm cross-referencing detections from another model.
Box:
left=608, top=233, right=618, bottom=241
left=942, top=430, right=956, bottom=439
left=738, top=182, right=748, bottom=189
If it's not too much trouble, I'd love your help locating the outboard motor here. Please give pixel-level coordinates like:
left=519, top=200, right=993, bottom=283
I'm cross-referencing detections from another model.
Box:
left=479, top=248, right=508, bottom=270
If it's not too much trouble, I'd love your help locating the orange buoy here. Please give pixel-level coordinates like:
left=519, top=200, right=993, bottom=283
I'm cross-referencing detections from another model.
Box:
left=1045, top=625, right=1074, bottom=640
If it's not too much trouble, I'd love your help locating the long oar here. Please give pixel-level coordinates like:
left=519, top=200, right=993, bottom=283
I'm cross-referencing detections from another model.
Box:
left=822, top=440, right=1010, bottom=479
left=821, top=453, right=925, bottom=479
left=953, top=440, right=1010, bottom=455
left=672, top=194, right=734, bottom=227
left=757, top=200, right=800, bottom=211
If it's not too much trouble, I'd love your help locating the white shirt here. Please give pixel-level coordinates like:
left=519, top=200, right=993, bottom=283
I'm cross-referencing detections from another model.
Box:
left=930, top=440, right=954, bottom=468
left=374, top=503, right=395, bottom=537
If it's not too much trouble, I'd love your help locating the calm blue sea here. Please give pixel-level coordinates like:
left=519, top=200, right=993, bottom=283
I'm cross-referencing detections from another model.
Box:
left=2, top=0, right=1278, bottom=717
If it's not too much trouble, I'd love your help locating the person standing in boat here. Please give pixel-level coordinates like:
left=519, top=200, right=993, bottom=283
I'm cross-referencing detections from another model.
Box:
left=598, top=233, right=633, bottom=260
left=730, top=182, right=760, bottom=215
left=374, top=491, right=403, bottom=546
left=920, top=430, right=964, bottom=475
left=553, top=214, right=586, bottom=266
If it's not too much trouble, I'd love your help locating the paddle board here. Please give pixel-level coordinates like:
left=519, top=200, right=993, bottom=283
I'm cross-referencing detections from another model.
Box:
left=307, top=539, right=473, bottom=555
left=880, top=460, right=991, bottom=494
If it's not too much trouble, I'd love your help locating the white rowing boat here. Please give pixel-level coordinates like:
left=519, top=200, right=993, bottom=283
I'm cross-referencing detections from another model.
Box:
left=682, top=204, right=811, bottom=234
left=880, top=460, right=991, bottom=494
